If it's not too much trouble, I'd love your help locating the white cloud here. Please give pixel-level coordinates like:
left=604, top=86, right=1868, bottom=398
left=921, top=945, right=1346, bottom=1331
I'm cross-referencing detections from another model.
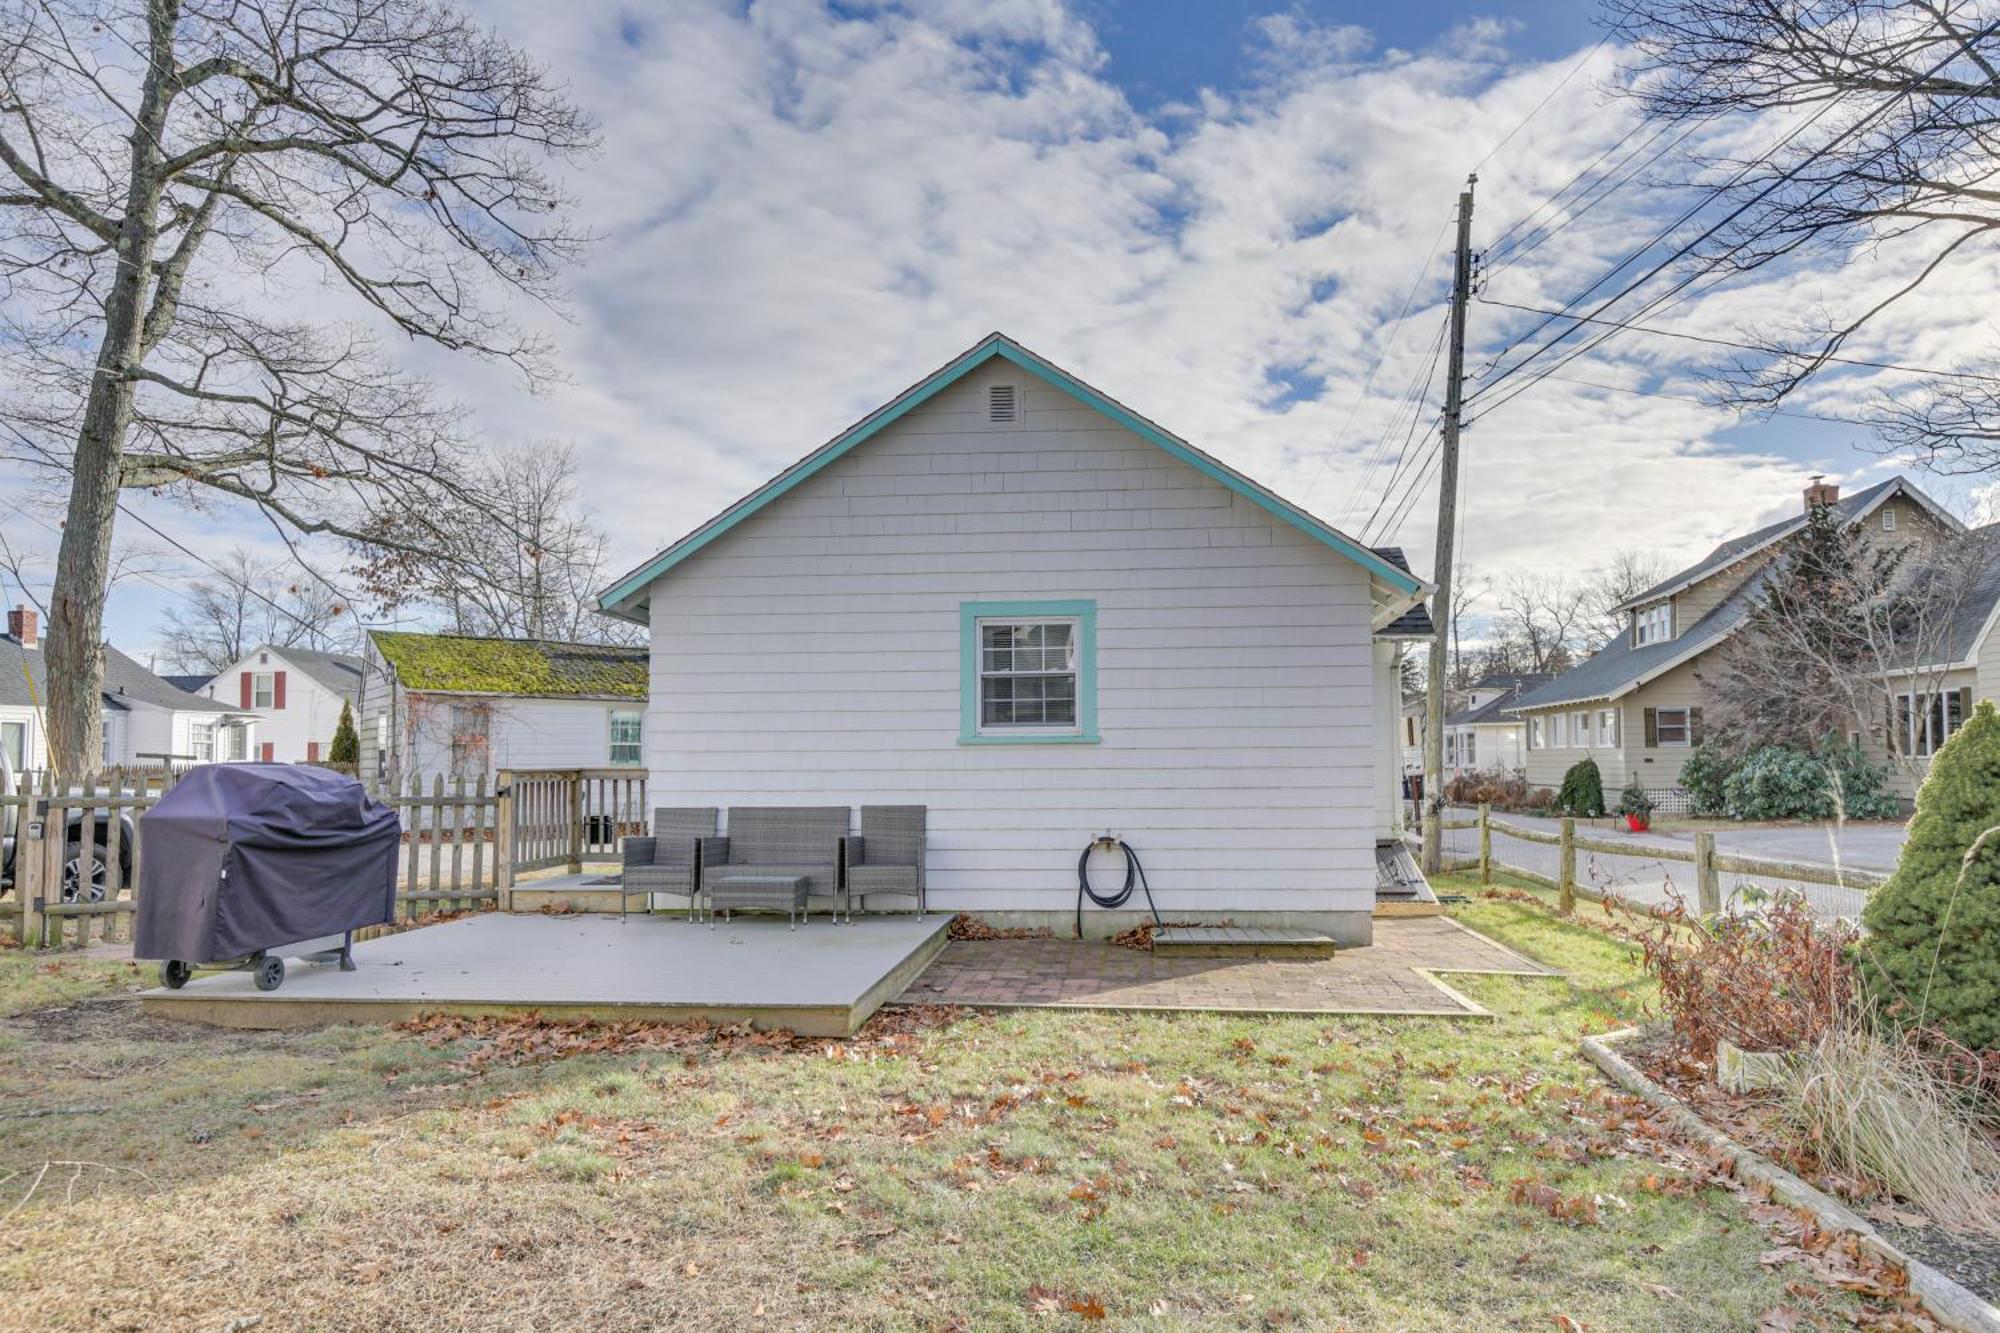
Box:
left=12, top=0, right=1996, bottom=653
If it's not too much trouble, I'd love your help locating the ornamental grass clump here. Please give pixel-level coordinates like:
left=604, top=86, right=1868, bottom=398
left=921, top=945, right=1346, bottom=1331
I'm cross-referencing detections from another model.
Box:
left=1778, top=1023, right=2000, bottom=1237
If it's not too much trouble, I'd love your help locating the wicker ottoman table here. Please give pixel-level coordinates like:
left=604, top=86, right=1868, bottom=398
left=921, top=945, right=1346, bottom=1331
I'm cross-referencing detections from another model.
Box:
left=706, top=874, right=812, bottom=929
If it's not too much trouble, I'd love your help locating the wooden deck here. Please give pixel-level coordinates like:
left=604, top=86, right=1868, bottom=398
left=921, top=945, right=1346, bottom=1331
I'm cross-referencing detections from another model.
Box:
left=139, top=912, right=950, bottom=1038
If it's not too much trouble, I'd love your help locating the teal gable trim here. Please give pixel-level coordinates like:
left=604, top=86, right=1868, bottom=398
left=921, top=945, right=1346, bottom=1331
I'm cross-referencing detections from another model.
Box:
left=959, top=599, right=1099, bottom=746
left=595, top=334, right=1425, bottom=621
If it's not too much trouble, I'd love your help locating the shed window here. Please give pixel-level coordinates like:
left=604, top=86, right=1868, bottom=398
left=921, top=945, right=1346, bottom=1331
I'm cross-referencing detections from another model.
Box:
left=609, top=710, right=644, bottom=766
left=980, top=621, right=1077, bottom=729
left=1882, top=506, right=1898, bottom=532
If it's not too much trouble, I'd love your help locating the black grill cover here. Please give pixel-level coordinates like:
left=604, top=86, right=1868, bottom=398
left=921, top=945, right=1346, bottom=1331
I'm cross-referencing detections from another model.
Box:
left=135, top=765, right=399, bottom=963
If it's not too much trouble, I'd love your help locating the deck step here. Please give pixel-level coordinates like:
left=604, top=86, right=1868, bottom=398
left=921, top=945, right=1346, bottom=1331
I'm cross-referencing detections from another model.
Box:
left=1151, top=926, right=1337, bottom=958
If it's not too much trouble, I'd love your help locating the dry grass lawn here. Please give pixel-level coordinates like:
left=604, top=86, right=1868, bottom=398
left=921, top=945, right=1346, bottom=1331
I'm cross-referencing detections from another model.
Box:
left=0, top=878, right=1922, bottom=1330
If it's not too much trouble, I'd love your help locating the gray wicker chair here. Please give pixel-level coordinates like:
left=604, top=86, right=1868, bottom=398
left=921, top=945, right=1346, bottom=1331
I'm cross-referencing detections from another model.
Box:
left=843, top=805, right=927, bottom=920
left=619, top=807, right=718, bottom=922
left=702, top=806, right=848, bottom=924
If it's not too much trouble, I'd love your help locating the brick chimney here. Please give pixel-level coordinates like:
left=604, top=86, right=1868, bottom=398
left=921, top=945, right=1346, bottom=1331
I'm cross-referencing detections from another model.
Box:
left=6, top=605, right=36, bottom=649
left=1803, top=475, right=1841, bottom=512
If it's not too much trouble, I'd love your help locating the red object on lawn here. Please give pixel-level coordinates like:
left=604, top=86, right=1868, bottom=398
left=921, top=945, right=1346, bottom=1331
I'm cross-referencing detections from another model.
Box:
left=1626, top=814, right=1650, bottom=833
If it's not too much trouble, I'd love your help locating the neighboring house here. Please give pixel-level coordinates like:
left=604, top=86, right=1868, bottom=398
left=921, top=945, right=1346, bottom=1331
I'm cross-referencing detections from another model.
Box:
left=1508, top=477, right=1965, bottom=799
left=0, top=606, right=257, bottom=770
left=1442, top=672, right=1550, bottom=778
left=160, top=673, right=213, bottom=695
left=357, top=630, right=649, bottom=786
left=596, top=333, right=1435, bottom=944
left=189, top=645, right=364, bottom=763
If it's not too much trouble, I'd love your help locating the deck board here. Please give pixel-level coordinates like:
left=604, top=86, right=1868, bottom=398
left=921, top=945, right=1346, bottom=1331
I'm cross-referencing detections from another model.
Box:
left=139, top=912, right=950, bottom=1037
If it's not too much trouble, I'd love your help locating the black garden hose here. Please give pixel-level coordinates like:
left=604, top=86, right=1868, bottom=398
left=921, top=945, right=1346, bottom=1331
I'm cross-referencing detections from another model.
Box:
left=1076, top=837, right=1162, bottom=939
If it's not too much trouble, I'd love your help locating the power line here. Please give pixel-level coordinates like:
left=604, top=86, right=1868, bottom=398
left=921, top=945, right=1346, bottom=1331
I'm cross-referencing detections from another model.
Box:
left=1530, top=369, right=1876, bottom=426
left=1473, top=297, right=2000, bottom=384
left=1341, top=310, right=1451, bottom=531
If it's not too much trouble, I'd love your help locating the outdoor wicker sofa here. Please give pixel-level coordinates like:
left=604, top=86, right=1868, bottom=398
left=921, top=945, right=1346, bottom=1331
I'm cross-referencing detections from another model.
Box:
left=841, top=805, right=927, bottom=920
left=700, top=806, right=849, bottom=924
left=618, top=807, right=718, bottom=922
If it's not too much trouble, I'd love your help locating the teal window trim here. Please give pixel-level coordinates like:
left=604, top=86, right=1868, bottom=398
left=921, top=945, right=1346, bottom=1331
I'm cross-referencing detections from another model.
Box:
left=959, top=599, right=1099, bottom=745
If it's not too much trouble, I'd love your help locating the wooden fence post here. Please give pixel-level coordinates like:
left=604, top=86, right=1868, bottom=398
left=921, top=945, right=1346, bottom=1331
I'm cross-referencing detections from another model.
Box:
left=566, top=770, right=583, bottom=875
left=1558, top=816, right=1576, bottom=916
left=1695, top=831, right=1720, bottom=917
left=495, top=768, right=516, bottom=912
left=18, top=786, right=46, bottom=947
left=1477, top=803, right=1492, bottom=884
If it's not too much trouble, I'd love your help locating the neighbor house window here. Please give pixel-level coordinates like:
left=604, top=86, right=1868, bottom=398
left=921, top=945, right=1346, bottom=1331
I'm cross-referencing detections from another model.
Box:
left=1896, top=690, right=1964, bottom=758
left=222, top=725, right=247, bottom=761
left=1552, top=713, right=1567, bottom=748
left=252, top=671, right=274, bottom=708
left=1633, top=602, right=1672, bottom=646
left=609, top=710, right=643, bottom=766
left=959, top=600, right=1098, bottom=743
left=1882, top=506, right=1898, bottom=532
left=1574, top=711, right=1591, bottom=748
left=1, top=720, right=23, bottom=770
left=1461, top=731, right=1476, bottom=767
left=1529, top=716, right=1543, bottom=749
left=1599, top=709, right=1619, bottom=747
left=189, top=720, right=215, bottom=762
left=1655, top=707, right=1692, bottom=747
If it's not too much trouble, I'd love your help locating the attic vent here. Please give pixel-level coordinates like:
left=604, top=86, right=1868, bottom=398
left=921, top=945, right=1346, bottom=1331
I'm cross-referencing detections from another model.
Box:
left=987, top=383, right=1017, bottom=424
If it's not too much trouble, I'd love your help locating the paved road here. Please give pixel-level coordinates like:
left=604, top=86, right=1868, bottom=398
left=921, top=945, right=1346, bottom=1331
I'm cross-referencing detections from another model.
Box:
left=1433, top=808, right=1903, bottom=922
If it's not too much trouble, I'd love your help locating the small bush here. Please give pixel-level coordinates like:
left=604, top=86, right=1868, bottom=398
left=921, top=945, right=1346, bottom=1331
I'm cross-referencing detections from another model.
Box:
left=328, top=700, right=360, bottom=765
left=1714, top=741, right=1899, bottom=821
left=1679, top=742, right=1732, bottom=816
left=1863, top=700, right=2000, bottom=1049
left=1779, top=1025, right=2000, bottom=1236
left=1444, top=769, right=1530, bottom=809
left=1556, top=758, right=1605, bottom=817
left=1521, top=786, right=1557, bottom=814
left=1639, top=892, right=1858, bottom=1063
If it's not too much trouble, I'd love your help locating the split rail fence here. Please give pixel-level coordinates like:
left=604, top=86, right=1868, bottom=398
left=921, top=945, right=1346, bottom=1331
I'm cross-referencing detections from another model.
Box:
left=1425, top=803, right=1887, bottom=923
left=6, top=767, right=647, bottom=949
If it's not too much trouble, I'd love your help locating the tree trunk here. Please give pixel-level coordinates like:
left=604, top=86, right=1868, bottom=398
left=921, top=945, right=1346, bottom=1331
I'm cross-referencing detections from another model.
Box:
left=43, top=0, right=174, bottom=776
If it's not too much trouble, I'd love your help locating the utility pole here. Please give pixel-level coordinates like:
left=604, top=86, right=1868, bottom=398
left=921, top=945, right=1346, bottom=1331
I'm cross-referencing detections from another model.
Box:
left=1421, top=174, right=1476, bottom=877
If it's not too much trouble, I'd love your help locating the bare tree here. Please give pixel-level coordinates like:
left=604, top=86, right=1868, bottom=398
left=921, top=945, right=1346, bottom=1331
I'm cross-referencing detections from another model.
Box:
left=154, top=546, right=355, bottom=673
left=356, top=442, right=640, bottom=645
left=1495, top=572, right=1589, bottom=673
left=1582, top=548, right=1671, bottom=650
left=1603, top=1, right=2000, bottom=464
left=1445, top=562, right=1494, bottom=690
left=0, top=0, right=595, bottom=772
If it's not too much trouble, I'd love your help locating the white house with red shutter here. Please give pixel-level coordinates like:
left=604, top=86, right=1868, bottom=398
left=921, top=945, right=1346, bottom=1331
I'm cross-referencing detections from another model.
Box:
left=189, top=644, right=363, bottom=763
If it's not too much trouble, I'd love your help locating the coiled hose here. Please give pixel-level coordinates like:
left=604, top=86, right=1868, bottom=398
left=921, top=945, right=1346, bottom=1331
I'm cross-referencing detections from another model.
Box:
left=1076, top=837, right=1162, bottom=939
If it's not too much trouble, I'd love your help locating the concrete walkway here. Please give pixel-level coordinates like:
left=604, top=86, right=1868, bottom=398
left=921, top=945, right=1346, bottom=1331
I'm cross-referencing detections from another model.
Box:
left=894, top=917, right=1559, bottom=1018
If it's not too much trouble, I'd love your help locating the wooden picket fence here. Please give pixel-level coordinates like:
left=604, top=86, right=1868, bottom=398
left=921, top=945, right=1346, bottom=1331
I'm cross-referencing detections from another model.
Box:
left=4, top=766, right=652, bottom=949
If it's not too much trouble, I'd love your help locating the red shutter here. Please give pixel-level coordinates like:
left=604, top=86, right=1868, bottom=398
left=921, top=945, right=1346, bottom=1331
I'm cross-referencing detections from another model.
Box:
left=307, top=741, right=320, bottom=762
left=240, top=673, right=253, bottom=708
left=273, top=671, right=287, bottom=710
left=260, top=742, right=274, bottom=762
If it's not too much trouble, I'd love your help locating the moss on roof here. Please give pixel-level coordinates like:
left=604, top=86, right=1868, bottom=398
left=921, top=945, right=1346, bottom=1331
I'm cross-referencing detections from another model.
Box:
left=371, top=631, right=647, bottom=699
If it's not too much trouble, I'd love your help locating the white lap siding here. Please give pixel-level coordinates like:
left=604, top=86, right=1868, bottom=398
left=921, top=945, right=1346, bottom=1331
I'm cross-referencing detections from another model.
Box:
left=641, top=363, right=1379, bottom=930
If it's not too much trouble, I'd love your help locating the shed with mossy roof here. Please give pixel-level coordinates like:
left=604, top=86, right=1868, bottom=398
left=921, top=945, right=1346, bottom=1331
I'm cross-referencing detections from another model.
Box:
left=358, top=631, right=649, bottom=786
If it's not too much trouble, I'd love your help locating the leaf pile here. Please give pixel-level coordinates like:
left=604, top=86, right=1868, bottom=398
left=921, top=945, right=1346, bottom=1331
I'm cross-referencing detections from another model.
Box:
left=946, top=913, right=1051, bottom=941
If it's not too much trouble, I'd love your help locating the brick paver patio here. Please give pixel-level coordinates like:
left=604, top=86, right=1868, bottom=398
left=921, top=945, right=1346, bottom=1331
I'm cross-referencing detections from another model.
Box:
left=894, top=916, right=1558, bottom=1017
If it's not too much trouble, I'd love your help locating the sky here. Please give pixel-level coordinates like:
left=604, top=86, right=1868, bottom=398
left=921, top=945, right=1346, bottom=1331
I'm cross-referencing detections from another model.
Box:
left=5, top=0, right=1997, bottom=661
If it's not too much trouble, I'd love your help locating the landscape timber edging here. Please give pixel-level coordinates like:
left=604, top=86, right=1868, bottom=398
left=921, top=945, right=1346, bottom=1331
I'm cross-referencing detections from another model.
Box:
left=1582, top=1026, right=2000, bottom=1333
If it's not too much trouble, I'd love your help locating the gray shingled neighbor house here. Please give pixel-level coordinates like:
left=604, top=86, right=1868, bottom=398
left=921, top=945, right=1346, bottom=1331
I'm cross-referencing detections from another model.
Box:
left=1506, top=477, right=2000, bottom=803
left=0, top=606, right=258, bottom=771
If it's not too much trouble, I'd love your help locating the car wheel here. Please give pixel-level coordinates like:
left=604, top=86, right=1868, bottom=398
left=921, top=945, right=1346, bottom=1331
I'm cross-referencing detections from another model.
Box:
left=60, top=840, right=108, bottom=904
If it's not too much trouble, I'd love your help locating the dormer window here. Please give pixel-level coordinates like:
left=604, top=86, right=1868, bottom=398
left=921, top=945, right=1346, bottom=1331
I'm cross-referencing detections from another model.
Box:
left=1633, top=602, right=1672, bottom=646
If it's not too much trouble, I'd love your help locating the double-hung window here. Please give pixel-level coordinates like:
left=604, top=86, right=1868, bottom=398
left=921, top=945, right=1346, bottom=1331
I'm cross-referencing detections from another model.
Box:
left=1528, top=716, right=1543, bottom=750
left=1896, top=690, right=1964, bottom=758
left=252, top=672, right=275, bottom=709
left=1598, top=708, right=1619, bottom=747
left=609, top=709, right=644, bottom=766
left=960, top=601, right=1098, bottom=743
left=1633, top=602, right=1672, bottom=646
left=1574, top=710, right=1591, bottom=748
left=1655, top=707, right=1692, bottom=747
left=189, top=720, right=215, bottom=762
left=1, top=720, right=23, bottom=770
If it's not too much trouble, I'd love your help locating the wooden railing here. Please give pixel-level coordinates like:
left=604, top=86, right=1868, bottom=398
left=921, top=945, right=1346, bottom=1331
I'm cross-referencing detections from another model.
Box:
left=1434, top=802, right=1887, bottom=918
left=7, top=766, right=654, bottom=948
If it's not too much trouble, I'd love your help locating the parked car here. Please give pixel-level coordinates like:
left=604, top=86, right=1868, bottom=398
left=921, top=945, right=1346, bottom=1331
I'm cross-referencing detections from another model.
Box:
left=0, top=750, right=137, bottom=904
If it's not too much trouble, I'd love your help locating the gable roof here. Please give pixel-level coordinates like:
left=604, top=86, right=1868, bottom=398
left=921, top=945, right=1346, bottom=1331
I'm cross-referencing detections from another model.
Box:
left=160, top=673, right=212, bottom=695
left=1612, top=478, right=1957, bottom=613
left=370, top=630, right=647, bottom=700
left=597, top=333, right=1428, bottom=622
left=264, top=645, right=365, bottom=700
left=0, top=636, right=247, bottom=715
left=1445, top=674, right=1552, bottom=727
